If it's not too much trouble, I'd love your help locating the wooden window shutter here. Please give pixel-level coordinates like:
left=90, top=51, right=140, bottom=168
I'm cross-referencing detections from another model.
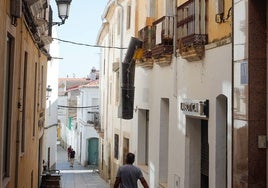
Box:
left=11, top=0, right=22, bottom=18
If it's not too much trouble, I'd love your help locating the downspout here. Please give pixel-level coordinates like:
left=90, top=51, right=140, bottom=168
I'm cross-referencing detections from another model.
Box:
left=115, top=0, right=124, bottom=165
left=15, top=121, right=20, bottom=188
left=116, top=0, right=124, bottom=118
left=15, top=17, right=23, bottom=188
left=173, top=0, right=178, bottom=97
left=173, top=0, right=177, bottom=56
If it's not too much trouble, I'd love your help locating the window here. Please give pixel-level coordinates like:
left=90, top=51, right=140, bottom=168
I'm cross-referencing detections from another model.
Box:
left=32, top=62, right=37, bottom=137
left=101, top=144, right=104, bottom=170
left=68, top=117, right=72, bottom=130
left=90, top=98, right=99, bottom=122
left=31, top=170, right=33, bottom=188
left=2, top=34, right=14, bottom=178
left=177, top=0, right=195, bottom=39
left=114, top=134, right=119, bottom=159
left=116, top=71, right=119, bottom=104
left=126, top=5, right=131, bottom=29
left=21, top=51, right=28, bottom=153
left=40, top=65, right=44, bottom=109
left=176, top=0, right=207, bottom=61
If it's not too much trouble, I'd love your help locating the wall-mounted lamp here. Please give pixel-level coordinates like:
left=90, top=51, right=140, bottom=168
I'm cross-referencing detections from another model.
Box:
left=53, top=0, right=72, bottom=26
left=46, top=85, right=52, bottom=99
left=215, top=7, right=232, bottom=23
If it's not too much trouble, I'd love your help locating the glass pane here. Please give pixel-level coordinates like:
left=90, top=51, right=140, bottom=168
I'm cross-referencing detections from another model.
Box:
left=188, top=20, right=194, bottom=35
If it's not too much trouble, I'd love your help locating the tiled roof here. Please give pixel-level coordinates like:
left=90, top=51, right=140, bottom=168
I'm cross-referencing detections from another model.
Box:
left=58, top=78, right=99, bottom=94
left=58, top=78, right=91, bottom=90
left=79, top=80, right=99, bottom=88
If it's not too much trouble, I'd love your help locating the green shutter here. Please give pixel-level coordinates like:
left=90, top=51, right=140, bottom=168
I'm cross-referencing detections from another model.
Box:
left=68, top=117, right=72, bottom=130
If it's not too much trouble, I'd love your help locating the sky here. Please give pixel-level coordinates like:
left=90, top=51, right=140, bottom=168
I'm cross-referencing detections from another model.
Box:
left=51, top=0, right=108, bottom=78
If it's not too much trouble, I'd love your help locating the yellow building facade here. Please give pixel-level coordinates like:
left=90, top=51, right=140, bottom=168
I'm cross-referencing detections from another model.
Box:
left=0, top=0, right=51, bottom=187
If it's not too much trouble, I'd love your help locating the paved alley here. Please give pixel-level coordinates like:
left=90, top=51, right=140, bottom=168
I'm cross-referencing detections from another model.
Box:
left=56, top=145, right=109, bottom=188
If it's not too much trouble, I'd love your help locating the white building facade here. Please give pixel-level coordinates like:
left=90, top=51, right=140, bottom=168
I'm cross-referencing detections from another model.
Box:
left=77, top=80, right=100, bottom=166
left=97, top=0, right=267, bottom=188
left=44, top=27, right=60, bottom=170
left=58, top=77, right=100, bottom=167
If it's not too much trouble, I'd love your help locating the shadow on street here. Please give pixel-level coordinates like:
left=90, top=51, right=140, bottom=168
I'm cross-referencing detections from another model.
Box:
left=56, top=145, right=109, bottom=188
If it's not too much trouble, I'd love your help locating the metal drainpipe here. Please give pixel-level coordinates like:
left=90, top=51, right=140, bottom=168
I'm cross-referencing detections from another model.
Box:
left=173, top=0, right=177, bottom=56
left=15, top=18, right=24, bottom=188
left=115, top=0, right=124, bottom=64
left=173, top=0, right=178, bottom=97
left=115, top=0, right=124, bottom=118
left=115, top=0, right=124, bottom=164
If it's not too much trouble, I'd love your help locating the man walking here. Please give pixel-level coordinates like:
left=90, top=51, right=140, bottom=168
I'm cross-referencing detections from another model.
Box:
left=70, top=149, right=75, bottom=167
left=114, top=153, right=149, bottom=188
left=67, top=145, right=72, bottom=161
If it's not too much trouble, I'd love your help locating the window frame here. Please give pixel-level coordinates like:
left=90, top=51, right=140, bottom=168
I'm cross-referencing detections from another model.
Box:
left=114, top=134, right=119, bottom=159
left=2, top=33, right=14, bottom=183
left=21, top=51, right=28, bottom=154
left=177, top=0, right=195, bottom=39
left=126, top=4, right=131, bottom=30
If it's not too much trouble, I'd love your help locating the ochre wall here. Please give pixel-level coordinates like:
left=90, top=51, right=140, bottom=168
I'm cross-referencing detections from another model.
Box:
left=177, top=0, right=232, bottom=43
left=206, top=0, right=232, bottom=42
left=0, top=1, right=48, bottom=187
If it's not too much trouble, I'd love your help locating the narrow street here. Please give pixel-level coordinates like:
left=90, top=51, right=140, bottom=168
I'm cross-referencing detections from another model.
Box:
left=56, top=145, right=109, bottom=188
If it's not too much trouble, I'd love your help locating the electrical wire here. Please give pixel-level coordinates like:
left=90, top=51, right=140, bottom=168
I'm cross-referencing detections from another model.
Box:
left=58, top=105, right=99, bottom=109
left=52, top=38, right=127, bottom=50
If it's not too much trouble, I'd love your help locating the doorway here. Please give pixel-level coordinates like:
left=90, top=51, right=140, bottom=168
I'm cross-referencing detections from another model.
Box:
left=216, top=95, right=227, bottom=187
left=123, top=137, right=129, bottom=164
left=185, top=118, right=209, bottom=188
left=87, top=138, right=99, bottom=166
left=201, top=120, right=209, bottom=188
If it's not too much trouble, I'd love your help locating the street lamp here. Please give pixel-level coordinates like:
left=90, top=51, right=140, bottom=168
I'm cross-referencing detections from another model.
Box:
left=46, top=85, right=52, bottom=99
left=53, top=0, right=72, bottom=26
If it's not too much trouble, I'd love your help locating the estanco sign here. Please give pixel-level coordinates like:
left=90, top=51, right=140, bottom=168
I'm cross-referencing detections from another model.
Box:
left=180, top=99, right=209, bottom=119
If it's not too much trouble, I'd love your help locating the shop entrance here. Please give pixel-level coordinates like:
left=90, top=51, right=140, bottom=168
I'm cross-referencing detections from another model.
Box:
left=201, top=120, right=209, bottom=188
left=185, top=118, right=209, bottom=188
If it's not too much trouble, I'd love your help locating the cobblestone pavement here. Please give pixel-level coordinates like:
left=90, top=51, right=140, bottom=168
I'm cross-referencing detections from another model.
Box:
left=56, top=145, right=109, bottom=188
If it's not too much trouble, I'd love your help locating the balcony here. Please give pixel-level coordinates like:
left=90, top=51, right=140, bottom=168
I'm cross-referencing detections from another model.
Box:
left=137, top=26, right=153, bottom=69
left=178, top=34, right=207, bottom=61
left=151, top=16, right=174, bottom=66
left=176, top=0, right=207, bottom=62
left=23, top=0, right=52, bottom=51
left=138, top=26, right=152, bottom=58
left=137, top=16, right=174, bottom=67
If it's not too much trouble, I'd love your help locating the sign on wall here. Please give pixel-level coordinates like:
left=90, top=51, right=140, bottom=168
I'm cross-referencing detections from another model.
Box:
left=180, top=99, right=209, bottom=119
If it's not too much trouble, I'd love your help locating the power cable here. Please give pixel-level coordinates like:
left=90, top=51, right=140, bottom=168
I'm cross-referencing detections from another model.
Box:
left=52, top=38, right=127, bottom=50
left=58, top=105, right=99, bottom=109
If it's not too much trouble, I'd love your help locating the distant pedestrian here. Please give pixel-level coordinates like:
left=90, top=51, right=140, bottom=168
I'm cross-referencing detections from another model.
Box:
left=67, top=145, right=72, bottom=161
left=42, top=160, right=47, bottom=171
left=70, top=149, right=76, bottom=167
left=114, top=152, right=149, bottom=188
